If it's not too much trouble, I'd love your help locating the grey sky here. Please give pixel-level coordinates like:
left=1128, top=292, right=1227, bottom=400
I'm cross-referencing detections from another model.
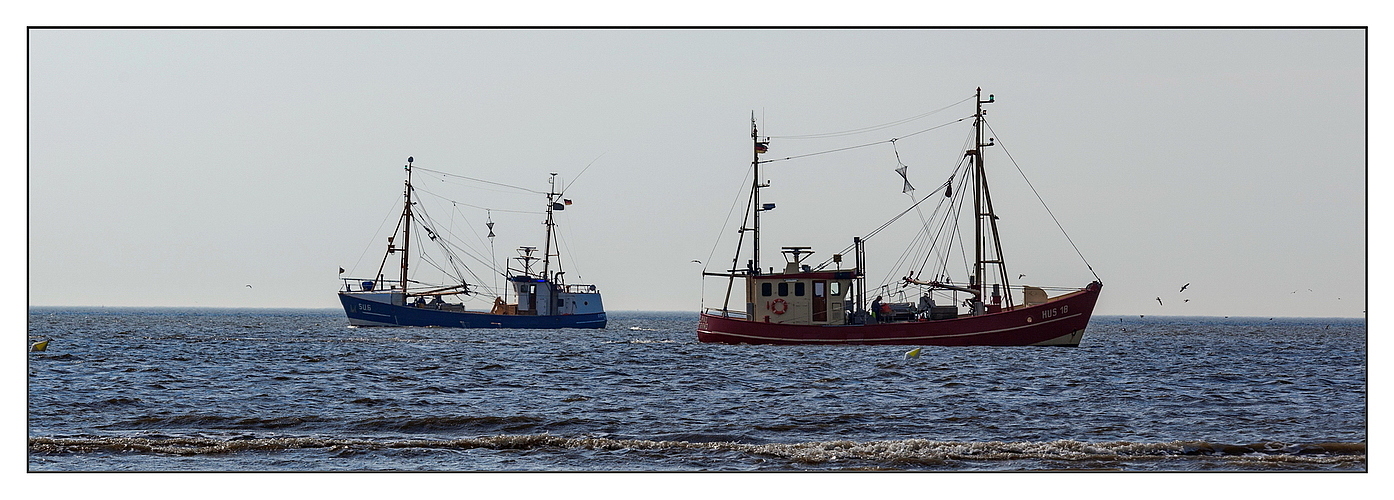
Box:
left=27, top=28, right=1366, bottom=317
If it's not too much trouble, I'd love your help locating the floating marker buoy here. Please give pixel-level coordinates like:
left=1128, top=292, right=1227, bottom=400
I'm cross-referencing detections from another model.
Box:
left=904, top=347, right=922, bottom=359
left=32, top=340, right=49, bottom=352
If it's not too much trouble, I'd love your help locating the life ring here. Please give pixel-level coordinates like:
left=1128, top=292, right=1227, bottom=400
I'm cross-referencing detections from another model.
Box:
left=770, top=298, right=788, bottom=315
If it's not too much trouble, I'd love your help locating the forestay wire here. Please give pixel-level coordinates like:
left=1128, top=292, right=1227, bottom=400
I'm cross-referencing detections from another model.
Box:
left=983, top=119, right=1102, bottom=283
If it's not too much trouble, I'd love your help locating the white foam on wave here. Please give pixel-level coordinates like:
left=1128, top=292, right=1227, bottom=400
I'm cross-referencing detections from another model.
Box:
left=27, top=435, right=1366, bottom=466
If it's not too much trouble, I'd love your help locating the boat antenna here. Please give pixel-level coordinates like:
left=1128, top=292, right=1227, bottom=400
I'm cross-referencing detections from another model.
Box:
left=561, top=151, right=607, bottom=195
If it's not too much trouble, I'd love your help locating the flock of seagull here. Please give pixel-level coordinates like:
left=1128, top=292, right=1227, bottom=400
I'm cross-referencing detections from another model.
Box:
left=1154, top=282, right=1190, bottom=307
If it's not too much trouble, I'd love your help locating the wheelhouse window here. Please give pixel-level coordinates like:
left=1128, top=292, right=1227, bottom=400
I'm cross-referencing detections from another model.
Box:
left=778, top=283, right=789, bottom=296
left=794, top=282, right=806, bottom=296
left=761, top=283, right=772, bottom=296
left=829, top=282, right=841, bottom=296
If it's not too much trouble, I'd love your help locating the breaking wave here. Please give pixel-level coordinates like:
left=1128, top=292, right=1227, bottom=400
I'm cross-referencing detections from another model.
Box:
left=28, top=435, right=1365, bottom=466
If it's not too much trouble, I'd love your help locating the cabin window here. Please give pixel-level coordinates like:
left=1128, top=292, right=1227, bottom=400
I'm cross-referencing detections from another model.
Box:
left=794, top=282, right=806, bottom=296
left=761, top=283, right=772, bottom=296
left=778, top=283, right=789, bottom=296
left=829, top=282, right=841, bottom=296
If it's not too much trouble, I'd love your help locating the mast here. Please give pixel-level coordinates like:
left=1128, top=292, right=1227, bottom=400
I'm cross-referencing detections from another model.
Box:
left=400, top=157, right=414, bottom=293
left=751, top=113, right=763, bottom=275
left=542, top=172, right=558, bottom=283
left=717, top=115, right=767, bottom=316
left=973, top=89, right=984, bottom=309
left=972, top=88, right=1008, bottom=313
left=541, top=173, right=560, bottom=315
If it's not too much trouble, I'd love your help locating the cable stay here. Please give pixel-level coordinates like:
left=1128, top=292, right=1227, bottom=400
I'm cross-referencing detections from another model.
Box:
left=983, top=119, right=1103, bottom=284
left=758, top=115, right=972, bottom=165
left=767, top=95, right=974, bottom=139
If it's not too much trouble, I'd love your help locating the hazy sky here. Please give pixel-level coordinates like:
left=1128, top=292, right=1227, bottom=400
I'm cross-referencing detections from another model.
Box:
left=26, top=28, right=1367, bottom=317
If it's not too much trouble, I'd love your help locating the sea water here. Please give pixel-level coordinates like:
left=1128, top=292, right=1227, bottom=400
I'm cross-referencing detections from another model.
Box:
left=27, top=308, right=1365, bottom=471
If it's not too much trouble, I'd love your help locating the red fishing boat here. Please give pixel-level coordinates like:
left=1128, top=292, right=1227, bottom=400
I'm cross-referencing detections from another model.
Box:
left=698, top=89, right=1102, bottom=346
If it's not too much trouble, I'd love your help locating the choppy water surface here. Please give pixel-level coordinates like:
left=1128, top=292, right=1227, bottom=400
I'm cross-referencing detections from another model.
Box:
left=28, top=309, right=1365, bottom=471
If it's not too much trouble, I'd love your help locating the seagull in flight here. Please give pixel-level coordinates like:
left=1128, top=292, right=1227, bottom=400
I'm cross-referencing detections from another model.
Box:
left=1156, top=297, right=1163, bottom=306
left=1179, top=283, right=1190, bottom=293
left=246, top=284, right=253, bottom=288
left=691, top=260, right=702, bottom=264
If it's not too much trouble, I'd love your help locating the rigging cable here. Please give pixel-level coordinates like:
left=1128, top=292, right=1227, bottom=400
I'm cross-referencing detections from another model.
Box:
left=881, top=162, right=960, bottom=289
left=349, top=196, right=406, bottom=278
left=561, top=152, right=607, bottom=195
left=876, top=126, right=972, bottom=287
left=767, top=95, right=974, bottom=139
left=758, top=116, right=973, bottom=165
left=553, top=208, right=585, bottom=284
left=811, top=175, right=951, bottom=271
left=413, top=185, right=543, bottom=214
left=413, top=166, right=546, bottom=195
left=910, top=130, right=978, bottom=283
left=410, top=197, right=494, bottom=292
left=876, top=158, right=977, bottom=290
left=982, top=119, right=1102, bottom=283
left=702, top=162, right=756, bottom=274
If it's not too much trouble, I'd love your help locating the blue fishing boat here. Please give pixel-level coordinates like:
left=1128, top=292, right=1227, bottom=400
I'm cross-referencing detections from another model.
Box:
left=338, top=157, right=605, bottom=328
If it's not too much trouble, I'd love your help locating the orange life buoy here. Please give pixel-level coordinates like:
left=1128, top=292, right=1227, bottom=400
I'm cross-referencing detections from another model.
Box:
left=770, top=298, right=788, bottom=315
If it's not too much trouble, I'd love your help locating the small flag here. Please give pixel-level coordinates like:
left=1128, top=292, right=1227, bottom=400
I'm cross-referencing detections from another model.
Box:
left=895, top=165, right=914, bottom=194
left=563, top=199, right=572, bottom=205
left=755, top=142, right=769, bottom=154
left=339, top=267, right=345, bottom=274
left=552, top=202, right=565, bottom=210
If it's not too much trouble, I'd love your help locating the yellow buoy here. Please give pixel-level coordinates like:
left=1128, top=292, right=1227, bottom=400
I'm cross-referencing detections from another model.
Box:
left=32, top=340, right=49, bottom=352
left=904, top=347, right=922, bottom=359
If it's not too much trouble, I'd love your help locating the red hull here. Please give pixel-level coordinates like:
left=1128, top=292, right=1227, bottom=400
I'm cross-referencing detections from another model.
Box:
left=698, top=282, right=1102, bottom=346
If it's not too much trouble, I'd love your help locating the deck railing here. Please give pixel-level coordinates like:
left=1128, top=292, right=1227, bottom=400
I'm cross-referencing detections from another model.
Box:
left=702, top=308, right=748, bottom=319
left=340, top=277, right=389, bottom=293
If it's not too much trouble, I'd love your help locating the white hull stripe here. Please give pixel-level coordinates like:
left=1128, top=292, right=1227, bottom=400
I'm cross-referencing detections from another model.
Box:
left=698, top=313, right=1085, bottom=343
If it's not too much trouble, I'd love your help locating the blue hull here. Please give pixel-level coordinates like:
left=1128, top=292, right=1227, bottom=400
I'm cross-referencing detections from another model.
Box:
left=338, top=293, right=606, bottom=329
